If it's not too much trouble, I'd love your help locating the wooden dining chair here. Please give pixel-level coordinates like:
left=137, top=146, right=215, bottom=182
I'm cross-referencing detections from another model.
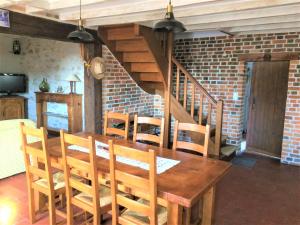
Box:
left=172, top=120, right=210, bottom=157
left=20, top=122, right=66, bottom=225
left=108, top=140, right=167, bottom=225
left=172, top=121, right=210, bottom=225
left=133, top=115, right=165, bottom=147
left=103, top=111, right=130, bottom=140
left=60, top=131, right=112, bottom=225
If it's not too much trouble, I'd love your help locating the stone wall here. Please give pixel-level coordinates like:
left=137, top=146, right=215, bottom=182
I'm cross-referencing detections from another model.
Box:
left=0, top=33, right=84, bottom=130
left=174, top=32, right=300, bottom=165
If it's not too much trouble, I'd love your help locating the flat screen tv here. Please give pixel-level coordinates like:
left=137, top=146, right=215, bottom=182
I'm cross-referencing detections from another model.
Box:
left=0, top=73, right=27, bottom=94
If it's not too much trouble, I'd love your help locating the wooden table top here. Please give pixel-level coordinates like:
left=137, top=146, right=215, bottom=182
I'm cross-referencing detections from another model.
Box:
left=39, top=132, right=231, bottom=208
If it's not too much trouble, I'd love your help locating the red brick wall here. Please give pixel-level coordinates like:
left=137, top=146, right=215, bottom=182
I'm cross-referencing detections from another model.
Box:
left=102, top=46, right=155, bottom=117
left=174, top=32, right=300, bottom=165
left=282, top=60, right=300, bottom=165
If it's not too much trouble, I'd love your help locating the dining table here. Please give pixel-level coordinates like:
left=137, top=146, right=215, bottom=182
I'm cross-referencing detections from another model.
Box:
left=31, top=132, right=231, bottom=225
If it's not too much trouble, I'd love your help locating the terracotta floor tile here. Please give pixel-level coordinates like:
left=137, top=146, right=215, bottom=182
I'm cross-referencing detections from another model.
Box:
left=0, top=153, right=299, bottom=225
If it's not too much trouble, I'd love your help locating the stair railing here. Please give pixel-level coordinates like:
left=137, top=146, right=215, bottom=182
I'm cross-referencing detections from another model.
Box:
left=171, top=56, right=223, bottom=157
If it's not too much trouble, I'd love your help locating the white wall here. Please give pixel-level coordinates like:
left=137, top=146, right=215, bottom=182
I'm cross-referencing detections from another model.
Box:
left=0, top=33, right=84, bottom=130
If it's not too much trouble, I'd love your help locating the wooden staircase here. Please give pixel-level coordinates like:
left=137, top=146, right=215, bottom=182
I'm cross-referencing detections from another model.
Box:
left=98, top=24, right=234, bottom=158
left=98, top=24, right=167, bottom=95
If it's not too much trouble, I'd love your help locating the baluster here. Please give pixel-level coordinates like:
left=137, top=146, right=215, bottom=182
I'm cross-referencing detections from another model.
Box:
left=191, top=83, right=195, bottom=117
left=176, top=67, right=180, bottom=100
left=183, top=74, right=188, bottom=109
left=207, top=102, right=212, bottom=125
left=198, top=94, right=203, bottom=125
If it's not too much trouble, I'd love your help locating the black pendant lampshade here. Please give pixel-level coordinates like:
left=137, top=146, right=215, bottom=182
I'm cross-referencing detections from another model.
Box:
left=67, top=0, right=94, bottom=43
left=153, top=0, right=186, bottom=33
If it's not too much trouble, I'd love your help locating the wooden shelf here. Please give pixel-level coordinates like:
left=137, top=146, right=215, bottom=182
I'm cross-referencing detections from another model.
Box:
left=36, top=92, right=82, bottom=134
left=43, top=112, right=68, bottom=119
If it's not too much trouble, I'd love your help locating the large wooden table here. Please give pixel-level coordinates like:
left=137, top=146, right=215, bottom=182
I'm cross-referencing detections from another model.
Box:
left=33, top=132, right=231, bottom=225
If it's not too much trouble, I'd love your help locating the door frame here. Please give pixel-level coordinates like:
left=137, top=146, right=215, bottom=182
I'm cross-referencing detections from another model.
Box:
left=238, top=52, right=298, bottom=158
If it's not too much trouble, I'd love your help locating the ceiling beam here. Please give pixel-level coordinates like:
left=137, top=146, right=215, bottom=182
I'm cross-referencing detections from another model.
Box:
left=0, top=10, right=99, bottom=42
left=185, top=14, right=300, bottom=32
left=239, top=27, right=300, bottom=35
left=59, top=0, right=215, bottom=21
left=227, top=21, right=300, bottom=33
left=84, top=1, right=300, bottom=27
left=25, top=0, right=111, bottom=13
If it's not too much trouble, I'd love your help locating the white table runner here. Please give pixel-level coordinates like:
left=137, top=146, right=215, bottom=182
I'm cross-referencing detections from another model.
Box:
left=68, top=141, right=180, bottom=174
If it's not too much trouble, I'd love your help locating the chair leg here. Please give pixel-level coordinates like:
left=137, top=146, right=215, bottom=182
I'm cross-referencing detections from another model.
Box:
left=48, top=196, right=56, bottom=225
left=28, top=187, right=36, bottom=224
left=67, top=202, right=74, bottom=225
left=184, top=207, right=191, bottom=225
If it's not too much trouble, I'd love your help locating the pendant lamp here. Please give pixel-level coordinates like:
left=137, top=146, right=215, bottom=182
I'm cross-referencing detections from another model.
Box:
left=67, top=0, right=95, bottom=43
left=153, top=0, right=186, bottom=33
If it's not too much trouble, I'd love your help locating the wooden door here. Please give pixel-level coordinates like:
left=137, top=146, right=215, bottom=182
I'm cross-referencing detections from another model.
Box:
left=247, top=61, right=289, bottom=157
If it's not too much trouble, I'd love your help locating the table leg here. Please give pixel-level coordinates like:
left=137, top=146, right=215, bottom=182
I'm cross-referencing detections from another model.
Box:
left=167, top=202, right=183, bottom=225
left=201, top=186, right=216, bottom=225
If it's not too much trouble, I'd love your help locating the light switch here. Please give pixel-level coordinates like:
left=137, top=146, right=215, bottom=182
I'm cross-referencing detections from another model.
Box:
left=233, top=92, right=239, bottom=100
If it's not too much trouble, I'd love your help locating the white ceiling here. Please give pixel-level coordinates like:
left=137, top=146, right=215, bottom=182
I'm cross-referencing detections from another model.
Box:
left=2, top=0, right=300, bottom=37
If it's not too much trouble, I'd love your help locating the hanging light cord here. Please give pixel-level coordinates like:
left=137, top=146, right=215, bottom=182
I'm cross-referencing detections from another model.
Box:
left=80, top=0, right=82, bottom=20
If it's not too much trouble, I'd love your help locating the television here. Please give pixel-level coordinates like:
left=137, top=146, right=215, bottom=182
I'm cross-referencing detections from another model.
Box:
left=0, top=73, right=27, bottom=94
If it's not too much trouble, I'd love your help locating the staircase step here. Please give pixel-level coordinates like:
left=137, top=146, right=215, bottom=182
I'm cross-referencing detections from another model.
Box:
left=221, top=145, right=238, bottom=157
left=116, top=39, right=148, bottom=52
left=107, top=26, right=138, bottom=40
left=131, top=63, right=159, bottom=73
left=141, top=82, right=164, bottom=94
left=138, top=73, right=163, bottom=82
left=123, top=52, right=155, bottom=63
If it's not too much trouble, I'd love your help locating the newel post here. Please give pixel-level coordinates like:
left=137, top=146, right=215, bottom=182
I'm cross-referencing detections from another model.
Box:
left=214, top=100, right=223, bottom=157
left=163, top=32, right=174, bottom=148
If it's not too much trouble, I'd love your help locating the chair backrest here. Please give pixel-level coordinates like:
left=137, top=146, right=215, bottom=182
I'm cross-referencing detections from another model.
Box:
left=19, top=122, right=54, bottom=192
left=60, top=131, right=100, bottom=215
left=133, top=115, right=165, bottom=147
left=172, top=120, right=210, bottom=157
left=103, top=111, right=130, bottom=140
left=108, top=140, right=158, bottom=225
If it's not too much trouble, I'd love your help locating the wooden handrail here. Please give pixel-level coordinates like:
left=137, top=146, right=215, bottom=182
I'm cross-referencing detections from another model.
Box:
left=171, top=56, right=223, bottom=157
left=172, top=56, right=217, bottom=105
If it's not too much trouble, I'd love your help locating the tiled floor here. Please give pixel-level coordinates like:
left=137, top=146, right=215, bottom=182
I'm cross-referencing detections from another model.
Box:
left=0, top=153, right=299, bottom=225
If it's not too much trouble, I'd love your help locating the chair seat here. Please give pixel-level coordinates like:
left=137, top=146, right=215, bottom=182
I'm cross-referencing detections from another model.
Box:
left=35, top=171, right=82, bottom=191
left=74, top=185, right=112, bottom=207
left=35, top=171, right=66, bottom=191
left=121, top=199, right=167, bottom=225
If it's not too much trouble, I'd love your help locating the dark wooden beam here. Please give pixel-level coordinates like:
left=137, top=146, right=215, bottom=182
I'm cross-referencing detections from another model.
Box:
left=239, top=52, right=300, bottom=62
left=83, top=43, right=102, bottom=133
left=0, top=10, right=99, bottom=42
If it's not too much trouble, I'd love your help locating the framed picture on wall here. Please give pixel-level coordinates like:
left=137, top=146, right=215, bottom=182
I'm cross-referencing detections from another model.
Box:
left=0, top=9, right=10, bottom=28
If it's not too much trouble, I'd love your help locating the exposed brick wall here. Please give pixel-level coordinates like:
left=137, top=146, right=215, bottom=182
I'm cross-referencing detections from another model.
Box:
left=102, top=46, right=155, bottom=119
left=281, top=60, right=300, bottom=165
left=174, top=32, right=300, bottom=166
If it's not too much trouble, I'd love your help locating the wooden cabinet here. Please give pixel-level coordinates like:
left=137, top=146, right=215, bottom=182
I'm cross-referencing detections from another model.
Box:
left=0, top=96, right=25, bottom=120
left=35, top=92, right=82, bottom=134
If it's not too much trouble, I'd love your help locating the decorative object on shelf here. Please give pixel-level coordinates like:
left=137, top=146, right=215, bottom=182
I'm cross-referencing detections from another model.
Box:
left=56, top=85, right=64, bottom=93
left=0, top=9, right=10, bottom=28
left=153, top=0, right=186, bottom=33
left=12, top=40, right=21, bottom=55
left=67, top=0, right=94, bottom=43
left=66, top=74, right=81, bottom=94
left=39, top=78, right=50, bottom=92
